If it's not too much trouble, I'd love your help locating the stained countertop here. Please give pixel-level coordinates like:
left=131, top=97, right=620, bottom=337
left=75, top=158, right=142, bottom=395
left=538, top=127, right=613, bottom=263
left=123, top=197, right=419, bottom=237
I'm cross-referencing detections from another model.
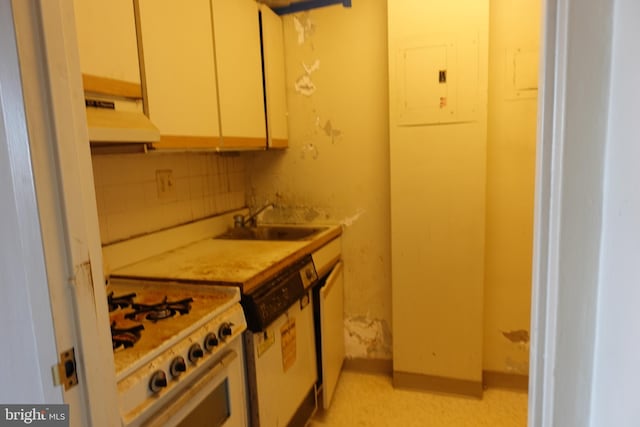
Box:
left=110, top=224, right=342, bottom=294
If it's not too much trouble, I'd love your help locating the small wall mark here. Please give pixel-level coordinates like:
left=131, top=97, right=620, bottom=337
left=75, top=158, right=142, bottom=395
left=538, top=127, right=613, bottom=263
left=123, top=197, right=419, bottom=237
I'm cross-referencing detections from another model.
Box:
left=300, top=143, right=319, bottom=160
left=502, top=329, right=530, bottom=344
left=322, top=120, right=342, bottom=143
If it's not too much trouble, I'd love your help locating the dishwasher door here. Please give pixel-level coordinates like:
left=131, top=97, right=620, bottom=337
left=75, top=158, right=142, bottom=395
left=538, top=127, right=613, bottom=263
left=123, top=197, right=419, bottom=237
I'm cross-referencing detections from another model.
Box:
left=318, top=261, right=345, bottom=409
left=244, top=291, right=317, bottom=427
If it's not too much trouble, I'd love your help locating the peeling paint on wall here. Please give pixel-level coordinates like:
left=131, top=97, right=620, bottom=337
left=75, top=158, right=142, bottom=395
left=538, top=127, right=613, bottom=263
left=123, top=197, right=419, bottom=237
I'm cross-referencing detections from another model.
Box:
left=505, top=356, right=529, bottom=374
left=303, top=59, right=320, bottom=74
left=344, top=315, right=392, bottom=359
left=502, top=329, right=529, bottom=344
left=293, top=13, right=315, bottom=45
left=300, top=143, right=319, bottom=160
left=341, top=209, right=365, bottom=227
left=295, top=60, right=320, bottom=97
left=501, top=329, right=530, bottom=373
left=295, top=75, right=316, bottom=96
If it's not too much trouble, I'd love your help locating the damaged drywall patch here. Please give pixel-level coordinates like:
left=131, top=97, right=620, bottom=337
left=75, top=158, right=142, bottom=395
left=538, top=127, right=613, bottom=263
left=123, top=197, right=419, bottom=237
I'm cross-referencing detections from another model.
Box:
left=344, top=315, right=392, bottom=359
left=501, top=329, right=530, bottom=374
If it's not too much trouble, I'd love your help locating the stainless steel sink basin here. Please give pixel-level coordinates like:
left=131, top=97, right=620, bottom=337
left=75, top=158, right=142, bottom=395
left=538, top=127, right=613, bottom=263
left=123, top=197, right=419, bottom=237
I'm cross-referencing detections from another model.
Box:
left=214, top=225, right=327, bottom=241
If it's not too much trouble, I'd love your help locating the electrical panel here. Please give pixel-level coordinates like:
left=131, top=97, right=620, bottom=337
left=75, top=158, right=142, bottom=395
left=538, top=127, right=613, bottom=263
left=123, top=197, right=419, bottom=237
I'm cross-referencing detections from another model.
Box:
left=396, top=32, right=480, bottom=126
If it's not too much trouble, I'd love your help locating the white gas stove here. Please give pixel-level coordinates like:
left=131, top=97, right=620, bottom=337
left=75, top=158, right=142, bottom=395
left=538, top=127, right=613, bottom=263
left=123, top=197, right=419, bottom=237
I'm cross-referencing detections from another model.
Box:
left=107, top=279, right=247, bottom=427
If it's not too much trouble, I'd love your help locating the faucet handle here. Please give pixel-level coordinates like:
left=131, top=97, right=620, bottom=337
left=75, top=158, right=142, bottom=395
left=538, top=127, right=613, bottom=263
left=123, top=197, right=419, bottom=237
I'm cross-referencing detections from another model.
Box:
left=233, top=214, right=245, bottom=228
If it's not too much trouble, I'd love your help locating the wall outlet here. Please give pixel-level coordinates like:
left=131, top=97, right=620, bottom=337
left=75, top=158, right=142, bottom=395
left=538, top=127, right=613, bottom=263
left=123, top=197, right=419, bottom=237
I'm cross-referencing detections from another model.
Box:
left=156, top=169, right=176, bottom=200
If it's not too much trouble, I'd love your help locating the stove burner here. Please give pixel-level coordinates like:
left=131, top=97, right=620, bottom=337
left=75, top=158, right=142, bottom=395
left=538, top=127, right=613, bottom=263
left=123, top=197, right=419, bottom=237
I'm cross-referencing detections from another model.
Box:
left=111, top=322, right=144, bottom=350
left=125, top=296, right=194, bottom=322
left=108, top=291, right=137, bottom=312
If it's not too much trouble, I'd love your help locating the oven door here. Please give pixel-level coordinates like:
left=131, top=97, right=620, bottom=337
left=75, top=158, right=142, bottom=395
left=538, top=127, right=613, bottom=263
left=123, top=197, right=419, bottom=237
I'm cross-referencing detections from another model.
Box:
left=141, top=338, right=247, bottom=427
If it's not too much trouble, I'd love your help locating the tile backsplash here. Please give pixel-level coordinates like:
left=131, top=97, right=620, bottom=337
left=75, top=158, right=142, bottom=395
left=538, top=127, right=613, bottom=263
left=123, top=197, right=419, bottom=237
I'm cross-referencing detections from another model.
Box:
left=91, top=152, right=245, bottom=244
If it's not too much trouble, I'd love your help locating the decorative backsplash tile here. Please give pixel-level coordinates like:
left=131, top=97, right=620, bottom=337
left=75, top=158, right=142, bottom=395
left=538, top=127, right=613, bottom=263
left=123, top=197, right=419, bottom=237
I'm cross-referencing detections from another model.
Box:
left=92, top=152, right=246, bottom=244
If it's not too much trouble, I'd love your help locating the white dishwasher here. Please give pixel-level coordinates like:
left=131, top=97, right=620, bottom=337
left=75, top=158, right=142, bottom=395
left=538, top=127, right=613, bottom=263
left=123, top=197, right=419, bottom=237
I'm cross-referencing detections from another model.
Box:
left=242, top=256, right=319, bottom=427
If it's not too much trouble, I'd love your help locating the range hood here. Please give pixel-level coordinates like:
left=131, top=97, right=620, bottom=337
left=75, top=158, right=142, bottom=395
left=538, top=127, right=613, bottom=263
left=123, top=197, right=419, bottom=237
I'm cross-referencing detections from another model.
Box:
left=85, top=99, right=160, bottom=144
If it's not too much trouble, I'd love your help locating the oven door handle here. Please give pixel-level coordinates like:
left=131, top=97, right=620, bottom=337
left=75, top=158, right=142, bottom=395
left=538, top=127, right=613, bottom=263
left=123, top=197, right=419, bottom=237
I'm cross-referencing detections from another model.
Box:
left=141, top=350, right=238, bottom=427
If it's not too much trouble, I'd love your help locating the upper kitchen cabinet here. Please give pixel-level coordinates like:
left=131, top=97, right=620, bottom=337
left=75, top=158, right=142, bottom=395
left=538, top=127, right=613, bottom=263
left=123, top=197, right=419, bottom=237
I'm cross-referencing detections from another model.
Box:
left=73, top=0, right=142, bottom=98
left=137, top=0, right=222, bottom=149
left=137, top=0, right=267, bottom=150
left=212, top=0, right=267, bottom=149
left=259, top=4, right=289, bottom=148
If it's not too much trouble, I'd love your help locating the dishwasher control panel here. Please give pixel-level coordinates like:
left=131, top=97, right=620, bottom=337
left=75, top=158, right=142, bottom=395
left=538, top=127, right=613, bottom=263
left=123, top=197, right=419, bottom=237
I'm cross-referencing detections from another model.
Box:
left=242, top=256, right=317, bottom=332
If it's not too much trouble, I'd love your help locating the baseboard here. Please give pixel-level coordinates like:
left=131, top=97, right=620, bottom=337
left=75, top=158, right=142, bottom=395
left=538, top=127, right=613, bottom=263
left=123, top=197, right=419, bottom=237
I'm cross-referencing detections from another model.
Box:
left=393, top=371, right=483, bottom=398
left=343, top=358, right=393, bottom=375
left=483, top=370, right=529, bottom=391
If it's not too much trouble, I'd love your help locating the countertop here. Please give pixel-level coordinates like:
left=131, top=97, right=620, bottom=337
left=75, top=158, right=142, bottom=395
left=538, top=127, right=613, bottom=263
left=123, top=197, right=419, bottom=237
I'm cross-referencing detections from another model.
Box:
left=110, top=224, right=342, bottom=294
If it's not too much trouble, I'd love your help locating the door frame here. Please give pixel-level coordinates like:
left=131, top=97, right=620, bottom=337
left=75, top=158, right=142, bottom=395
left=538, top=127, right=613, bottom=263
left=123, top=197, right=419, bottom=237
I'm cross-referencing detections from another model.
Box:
left=1, top=0, right=608, bottom=425
left=529, top=0, right=614, bottom=425
left=2, top=0, right=119, bottom=425
left=0, top=0, right=62, bottom=405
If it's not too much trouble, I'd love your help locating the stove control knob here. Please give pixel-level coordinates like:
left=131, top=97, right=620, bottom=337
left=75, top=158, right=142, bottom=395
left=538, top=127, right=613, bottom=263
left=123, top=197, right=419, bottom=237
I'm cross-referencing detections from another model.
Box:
left=149, top=370, right=167, bottom=393
left=169, top=356, right=187, bottom=378
left=204, top=333, right=219, bottom=351
left=218, top=322, right=233, bottom=341
left=188, top=344, right=204, bottom=363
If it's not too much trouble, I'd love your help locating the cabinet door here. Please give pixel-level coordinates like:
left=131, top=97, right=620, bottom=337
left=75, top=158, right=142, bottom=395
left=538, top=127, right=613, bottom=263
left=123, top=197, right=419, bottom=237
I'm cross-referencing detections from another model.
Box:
left=212, top=0, right=266, bottom=149
left=319, top=261, right=345, bottom=409
left=73, top=0, right=142, bottom=98
left=138, top=0, right=221, bottom=148
left=260, top=5, right=289, bottom=149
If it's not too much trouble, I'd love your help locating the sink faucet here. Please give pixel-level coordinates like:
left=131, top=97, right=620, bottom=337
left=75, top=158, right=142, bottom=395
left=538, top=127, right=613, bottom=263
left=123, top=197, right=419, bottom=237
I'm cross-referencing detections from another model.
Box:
left=234, top=202, right=274, bottom=228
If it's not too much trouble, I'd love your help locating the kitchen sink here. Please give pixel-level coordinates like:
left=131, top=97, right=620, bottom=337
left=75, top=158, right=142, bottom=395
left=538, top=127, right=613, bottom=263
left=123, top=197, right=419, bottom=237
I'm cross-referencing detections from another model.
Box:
left=214, top=225, right=328, bottom=241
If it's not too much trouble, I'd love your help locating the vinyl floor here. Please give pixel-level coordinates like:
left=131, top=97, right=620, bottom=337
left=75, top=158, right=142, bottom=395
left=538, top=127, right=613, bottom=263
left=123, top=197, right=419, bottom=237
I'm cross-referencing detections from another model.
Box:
left=309, top=371, right=528, bottom=427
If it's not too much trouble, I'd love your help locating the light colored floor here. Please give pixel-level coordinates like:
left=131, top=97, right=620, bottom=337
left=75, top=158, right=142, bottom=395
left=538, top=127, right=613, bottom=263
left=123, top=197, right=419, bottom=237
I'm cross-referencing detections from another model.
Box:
left=309, top=371, right=528, bottom=427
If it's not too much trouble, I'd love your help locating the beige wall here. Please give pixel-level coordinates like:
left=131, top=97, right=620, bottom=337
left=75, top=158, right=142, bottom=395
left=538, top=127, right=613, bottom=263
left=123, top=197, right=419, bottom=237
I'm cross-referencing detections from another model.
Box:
left=246, top=1, right=392, bottom=359
left=92, top=152, right=245, bottom=244
left=483, top=0, right=539, bottom=374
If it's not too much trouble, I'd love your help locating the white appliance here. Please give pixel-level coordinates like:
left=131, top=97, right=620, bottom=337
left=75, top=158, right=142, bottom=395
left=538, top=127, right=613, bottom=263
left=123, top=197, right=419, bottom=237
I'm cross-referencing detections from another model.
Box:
left=108, top=279, right=248, bottom=427
left=242, top=256, right=320, bottom=427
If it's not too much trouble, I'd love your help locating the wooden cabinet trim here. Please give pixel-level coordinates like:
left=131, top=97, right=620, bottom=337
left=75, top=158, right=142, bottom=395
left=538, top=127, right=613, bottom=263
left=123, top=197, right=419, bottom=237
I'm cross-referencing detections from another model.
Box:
left=152, top=135, right=221, bottom=149
left=220, top=136, right=266, bottom=149
left=268, top=138, right=288, bottom=149
left=82, top=74, right=143, bottom=99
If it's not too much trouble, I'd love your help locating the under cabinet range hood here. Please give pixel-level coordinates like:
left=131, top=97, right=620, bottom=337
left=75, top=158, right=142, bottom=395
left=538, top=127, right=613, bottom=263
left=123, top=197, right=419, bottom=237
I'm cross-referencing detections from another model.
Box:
left=85, top=99, right=160, bottom=144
